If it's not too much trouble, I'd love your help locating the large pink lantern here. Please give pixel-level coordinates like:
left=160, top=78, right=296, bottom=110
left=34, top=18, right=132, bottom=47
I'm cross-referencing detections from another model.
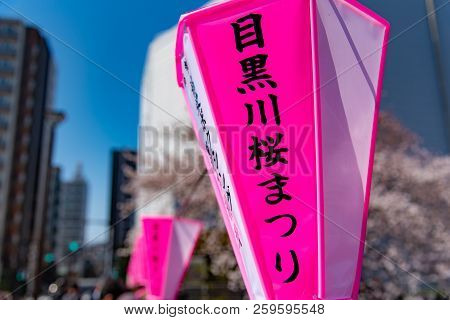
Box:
left=176, top=0, right=389, bottom=299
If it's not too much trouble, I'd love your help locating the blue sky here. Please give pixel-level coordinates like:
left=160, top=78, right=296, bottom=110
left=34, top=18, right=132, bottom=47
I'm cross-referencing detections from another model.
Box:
left=0, top=0, right=205, bottom=243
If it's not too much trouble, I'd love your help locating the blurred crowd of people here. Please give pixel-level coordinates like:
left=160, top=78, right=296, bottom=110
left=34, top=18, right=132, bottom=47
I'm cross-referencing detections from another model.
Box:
left=0, top=277, right=145, bottom=300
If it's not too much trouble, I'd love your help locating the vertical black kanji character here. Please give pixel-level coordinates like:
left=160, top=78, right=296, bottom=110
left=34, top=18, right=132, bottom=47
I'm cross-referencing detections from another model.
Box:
left=205, top=130, right=218, bottom=170
left=199, top=109, right=206, bottom=131
left=189, top=78, right=196, bottom=97
left=262, top=133, right=288, bottom=167
left=231, top=13, right=264, bottom=52
left=275, top=250, right=300, bottom=283
left=206, top=130, right=219, bottom=170
left=249, top=133, right=288, bottom=170
left=211, top=150, right=218, bottom=170
left=265, top=214, right=297, bottom=237
left=221, top=174, right=226, bottom=190
left=205, top=130, right=212, bottom=156
left=234, top=225, right=243, bottom=247
left=237, top=54, right=277, bottom=94
left=258, top=173, right=292, bottom=204
left=226, top=186, right=232, bottom=211
left=244, top=94, right=281, bottom=125
left=248, top=136, right=264, bottom=170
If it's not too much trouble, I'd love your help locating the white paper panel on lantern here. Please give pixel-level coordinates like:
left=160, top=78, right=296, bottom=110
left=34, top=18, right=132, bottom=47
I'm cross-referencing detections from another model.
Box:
left=317, top=0, right=389, bottom=299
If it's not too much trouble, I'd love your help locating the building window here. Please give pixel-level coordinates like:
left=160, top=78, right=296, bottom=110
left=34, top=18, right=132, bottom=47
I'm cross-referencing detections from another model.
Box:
left=0, top=60, right=15, bottom=74
left=0, top=96, right=10, bottom=111
left=0, top=77, right=13, bottom=92
left=0, top=43, right=17, bottom=56
left=0, top=25, right=19, bottom=39
left=0, top=118, right=8, bottom=131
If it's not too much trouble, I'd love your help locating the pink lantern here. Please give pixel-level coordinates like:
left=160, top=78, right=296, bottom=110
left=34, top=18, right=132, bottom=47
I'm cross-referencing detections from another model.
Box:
left=176, top=0, right=389, bottom=299
left=127, top=216, right=202, bottom=299
left=126, top=235, right=146, bottom=289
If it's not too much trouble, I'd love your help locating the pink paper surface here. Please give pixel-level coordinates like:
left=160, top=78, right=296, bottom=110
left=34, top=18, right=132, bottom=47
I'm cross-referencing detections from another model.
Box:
left=142, top=217, right=173, bottom=299
left=126, top=235, right=144, bottom=288
left=127, top=234, right=151, bottom=292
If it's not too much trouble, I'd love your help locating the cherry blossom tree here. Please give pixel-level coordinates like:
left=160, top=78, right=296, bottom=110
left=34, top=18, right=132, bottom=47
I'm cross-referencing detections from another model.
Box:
left=127, top=112, right=450, bottom=299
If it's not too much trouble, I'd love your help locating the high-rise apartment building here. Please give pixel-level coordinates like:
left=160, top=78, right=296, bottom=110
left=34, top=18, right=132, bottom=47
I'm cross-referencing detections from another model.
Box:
left=37, top=166, right=62, bottom=288
left=0, top=20, right=26, bottom=288
left=43, top=167, right=62, bottom=263
left=108, top=150, right=136, bottom=274
left=55, top=165, right=88, bottom=275
left=0, top=19, right=62, bottom=294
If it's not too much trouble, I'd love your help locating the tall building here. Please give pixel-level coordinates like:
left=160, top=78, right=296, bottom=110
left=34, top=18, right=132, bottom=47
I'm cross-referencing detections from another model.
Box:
left=38, top=166, right=62, bottom=287
left=108, top=149, right=136, bottom=274
left=43, top=167, right=62, bottom=265
left=0, top=19, right=62, bottom=294
left=55, top=165, right=88, bottom=275
left=0, top=20, right=26, bottom=290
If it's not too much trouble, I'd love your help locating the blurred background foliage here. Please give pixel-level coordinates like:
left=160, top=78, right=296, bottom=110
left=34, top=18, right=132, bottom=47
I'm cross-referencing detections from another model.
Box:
left=133, top=112, right=450, bottom=299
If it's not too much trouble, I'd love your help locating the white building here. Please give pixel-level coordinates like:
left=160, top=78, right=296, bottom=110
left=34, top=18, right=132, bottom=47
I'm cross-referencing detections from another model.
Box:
left=137, top=26, right=191, bottom=221
left=136, top=2, right=225, bottom=230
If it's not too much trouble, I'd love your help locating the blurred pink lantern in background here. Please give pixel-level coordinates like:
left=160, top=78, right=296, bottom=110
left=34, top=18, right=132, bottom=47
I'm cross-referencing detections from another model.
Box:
left=127, top=216, right=202, bottom=299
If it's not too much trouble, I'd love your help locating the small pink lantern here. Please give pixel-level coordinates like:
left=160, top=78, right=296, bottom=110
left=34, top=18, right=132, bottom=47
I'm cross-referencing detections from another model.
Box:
left=127, top=216, right=202, bottom=299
